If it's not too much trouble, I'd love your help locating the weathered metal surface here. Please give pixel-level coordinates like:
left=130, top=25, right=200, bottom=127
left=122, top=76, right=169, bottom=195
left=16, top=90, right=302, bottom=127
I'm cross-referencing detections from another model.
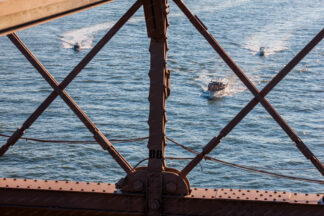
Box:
left=173, top=0, right=324, bottom=177
left=0, top=0, right=115, bottom=37
left=1, top=178, right=323, bottom=216
left=142, top=0, right=172, bottom=215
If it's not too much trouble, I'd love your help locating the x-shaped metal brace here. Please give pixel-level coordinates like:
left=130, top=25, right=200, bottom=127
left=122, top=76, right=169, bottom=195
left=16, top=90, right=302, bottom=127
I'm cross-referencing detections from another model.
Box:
left=0, top=0, right=144, bottom=174
left=172, top=0, right=324, bottom=177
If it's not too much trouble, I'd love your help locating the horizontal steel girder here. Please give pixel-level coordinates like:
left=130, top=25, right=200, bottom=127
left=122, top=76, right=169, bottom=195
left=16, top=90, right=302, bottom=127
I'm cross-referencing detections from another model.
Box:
left=0, top=0, right=115, bottom=37
left=0, top=178, right=323, bottom=215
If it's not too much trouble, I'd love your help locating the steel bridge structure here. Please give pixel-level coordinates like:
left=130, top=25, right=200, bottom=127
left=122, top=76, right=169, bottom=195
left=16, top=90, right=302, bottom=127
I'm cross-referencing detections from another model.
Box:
left=0, top=0, right=323, bottom=215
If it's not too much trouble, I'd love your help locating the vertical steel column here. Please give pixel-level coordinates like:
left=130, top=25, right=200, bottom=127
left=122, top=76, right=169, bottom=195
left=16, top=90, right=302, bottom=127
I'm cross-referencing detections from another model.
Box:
left=143, top=0, right=169, bottom=215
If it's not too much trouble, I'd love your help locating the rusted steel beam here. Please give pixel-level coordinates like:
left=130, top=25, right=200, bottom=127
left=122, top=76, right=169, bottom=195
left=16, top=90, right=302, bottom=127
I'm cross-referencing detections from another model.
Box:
left=0, top=0, right=115, bottom=37
left=173, top=0, right=324, bottom=177
left=6, top=33, right=133, bottom=174
left=0, top=0, right=142, bottom=158
left=1, top=178, right=323, bottom=216
left=144, top=0, right=169, bottom=215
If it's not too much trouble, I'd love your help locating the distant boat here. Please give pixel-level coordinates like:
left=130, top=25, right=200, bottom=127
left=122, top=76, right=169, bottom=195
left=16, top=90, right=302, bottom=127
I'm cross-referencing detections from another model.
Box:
left=201, top=80, right=228, bottom=99
left=72, top=42, right=81, bottom=52
left=258, top=47, right=265, bottom=56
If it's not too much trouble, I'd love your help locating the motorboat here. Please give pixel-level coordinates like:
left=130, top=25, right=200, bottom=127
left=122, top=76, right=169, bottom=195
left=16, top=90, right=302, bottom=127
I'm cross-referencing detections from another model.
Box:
left=73, top=42, right=81, bottom=52
left=258, top=47, right=265, bottom=56
left=201, top=80, right=228, bottom=99
left=208, top=80, right=227, bottom=92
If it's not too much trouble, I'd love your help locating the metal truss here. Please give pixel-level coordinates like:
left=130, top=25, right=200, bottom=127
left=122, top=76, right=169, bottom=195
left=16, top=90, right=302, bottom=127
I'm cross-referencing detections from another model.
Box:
left=0, top=0, right=323, bottom=215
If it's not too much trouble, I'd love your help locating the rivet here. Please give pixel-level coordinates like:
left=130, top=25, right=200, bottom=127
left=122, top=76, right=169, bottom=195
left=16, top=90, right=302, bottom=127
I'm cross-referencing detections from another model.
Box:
left=3, top=178, right=6, bottom=180
left=16, top=185, right=19, bottom=188
left=33, top=180, right=37, bottom=182
left=212, top=196, right=215, bottom=198
left=81, top=189, right=84, bottom=191
left=38, top=186, right=41, bottom=189
left=149, top=200, right=160, bottom=210
left=59, top=187, right=62, bottom=190
left=24, top=179, right=27, bottom=181
left=305, top=194, right=309, bottom=196
left=214, top=189, right=217, bottom=191
left=103, top=190, right=106, bottom=192
left=76, top=182, right=79, bottom=184
left=13, top=178, right=16, bottom=181
left=65, top=181, right=69, bottom=183
left=202, top=195, right=206, bottom=198
left=279, top=195, right=281, bottom=197
left=228, top=196, right=231, bottom=198
left=133, top=180, right=144, bottom=192
left=166, top=182, right=177, bottom=193
left=264, top=198, right=267, bottom=200
left=45, top=180, right=47, bottom=182
left=219, top=195, right=222, bottom=198
left=55, top=181, right=58, bottom=183
left=306, top=201, right=309, bottom=203
left=283, top=199, right=286, bottom=201
left=283, top=192, right=286, bottom=194
left=260, top=194, right=263, bottom=197
left=48, top=187, right=51, bottom=189
left=205, top=188, right=208, bottom=191
left=27, top=186, right=30, bottom=188
left=92, top=189, right=95, bottom=192
left=294, top=193, right=297, bottom=195
left=97, top=183, right=100, bottom=185
left=191, top=195, right=194, bottom=197
left=70, top=188, right=73, bottom=191
left=194, top=188, right=197, bottom=190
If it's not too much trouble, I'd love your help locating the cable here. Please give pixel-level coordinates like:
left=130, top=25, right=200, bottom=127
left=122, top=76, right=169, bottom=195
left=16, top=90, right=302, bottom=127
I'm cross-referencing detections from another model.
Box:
left=1, top=133, right=323, bottom=184
left=0, top=133, right=148, bottom=144
left=166, top=137, right=324, bottom=185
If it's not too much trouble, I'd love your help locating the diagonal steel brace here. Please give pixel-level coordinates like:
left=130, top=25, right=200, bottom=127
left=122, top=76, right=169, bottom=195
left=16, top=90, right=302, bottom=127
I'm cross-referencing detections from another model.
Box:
left=0, top=0, right=143, bottom=173
left=173, top=0, right=324, bottom=177
left=7, top=33, right=133, bottom=174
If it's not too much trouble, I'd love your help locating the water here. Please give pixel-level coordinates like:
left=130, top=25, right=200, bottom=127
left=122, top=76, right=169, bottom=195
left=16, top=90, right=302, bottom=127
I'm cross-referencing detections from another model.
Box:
left=0, top=0, right=323, bottom=193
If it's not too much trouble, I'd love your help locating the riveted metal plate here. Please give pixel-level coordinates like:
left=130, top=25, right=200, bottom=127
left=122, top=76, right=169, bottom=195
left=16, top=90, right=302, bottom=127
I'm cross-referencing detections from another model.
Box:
left=0, top=177, right=117, bottom=193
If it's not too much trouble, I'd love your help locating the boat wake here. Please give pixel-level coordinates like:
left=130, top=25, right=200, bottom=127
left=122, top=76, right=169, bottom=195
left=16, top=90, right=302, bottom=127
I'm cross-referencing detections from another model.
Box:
left=59, top=16, right=143, bottom=50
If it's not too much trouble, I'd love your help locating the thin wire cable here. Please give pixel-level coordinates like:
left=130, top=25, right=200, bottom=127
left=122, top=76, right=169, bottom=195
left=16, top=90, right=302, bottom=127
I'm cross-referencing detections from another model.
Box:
left=166, top=137, right=324, bottom=185
left=0, top=133, right=148, bottom=144
left=1, top=133, right=322, bottom=184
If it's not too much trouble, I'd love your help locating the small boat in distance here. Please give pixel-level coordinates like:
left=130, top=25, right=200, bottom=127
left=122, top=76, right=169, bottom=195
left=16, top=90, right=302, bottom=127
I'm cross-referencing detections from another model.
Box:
left=72, top=42, right=81, bottom=52
left=258, top=47, right=265, bottom=56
